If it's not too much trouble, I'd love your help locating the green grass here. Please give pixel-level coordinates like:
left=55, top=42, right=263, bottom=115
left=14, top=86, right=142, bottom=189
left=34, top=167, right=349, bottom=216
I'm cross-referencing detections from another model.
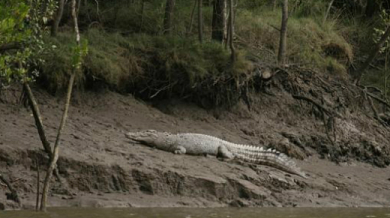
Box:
left=235, top=8, right=353, bottom=77
left=38, top=0, right=383, bottom=106
left=38, top=30, right=252, bottom=107
left=75, top=0, right=355, bottom=78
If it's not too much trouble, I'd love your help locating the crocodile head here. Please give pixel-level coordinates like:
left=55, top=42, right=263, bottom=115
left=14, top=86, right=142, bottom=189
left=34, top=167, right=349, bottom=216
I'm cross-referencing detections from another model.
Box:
left=125, top=130, right=171, bottom=149
left=125, top=130, right=159, bottom=145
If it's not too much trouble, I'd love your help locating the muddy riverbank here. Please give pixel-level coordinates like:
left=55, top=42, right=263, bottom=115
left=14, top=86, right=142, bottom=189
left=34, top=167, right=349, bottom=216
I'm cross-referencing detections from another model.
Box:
left=1, top=70, right=390, bottom=209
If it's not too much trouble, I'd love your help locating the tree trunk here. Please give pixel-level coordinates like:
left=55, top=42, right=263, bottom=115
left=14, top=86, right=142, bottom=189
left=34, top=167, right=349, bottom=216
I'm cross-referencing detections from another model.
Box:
left=212, top=0, right=226, bottom=42
left=40, top=0, right=79, bottom=211
left=354, top=25, right=390, bottom=84
left=0, top=174, right=20, bottom=205
left=51, top=0, right=65, bottom=37
left=365, top=0, right=380, bottom=18
left=77, top=0, right=82, bottom=15
left=24, top=81, right=63, bottom=183
left=187, top=0, right=197, bottom=35
left=278, top=0, right=288, bottom=66
left=23, top=83, right=52, bottom=156
left=139, top=0, right=145, bottom=31
left=163, top=0, right=175, bottom=35
left=35, top=160, right=40, bottom=211
left=228, top=0, right=235, bottom=62
left=40, top=74, right=74, bottom=212
left=272, top=0, right=277, bottom=10
left=0, top=43, right=21, bottom=53
left=198, top=0, right=203, bottom=43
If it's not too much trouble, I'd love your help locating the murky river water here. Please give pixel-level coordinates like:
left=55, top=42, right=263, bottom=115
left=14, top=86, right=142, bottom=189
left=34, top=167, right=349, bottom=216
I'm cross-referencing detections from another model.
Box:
left=2, top=207, right=390, bottom=218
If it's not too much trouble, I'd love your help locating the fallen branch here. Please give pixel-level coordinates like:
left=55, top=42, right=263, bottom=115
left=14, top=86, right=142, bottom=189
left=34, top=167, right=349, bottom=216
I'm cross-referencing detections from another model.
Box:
left=0, top=42, right=21, bottom=53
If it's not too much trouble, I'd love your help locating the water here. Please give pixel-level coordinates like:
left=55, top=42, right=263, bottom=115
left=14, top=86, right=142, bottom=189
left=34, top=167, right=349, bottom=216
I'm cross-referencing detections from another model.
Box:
left=2, top=208, right=390, bottom=218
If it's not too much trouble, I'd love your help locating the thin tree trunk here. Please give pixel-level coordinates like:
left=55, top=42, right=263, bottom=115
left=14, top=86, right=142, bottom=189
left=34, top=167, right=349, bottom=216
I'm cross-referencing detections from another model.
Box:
left=40, top=0, right=79, bottom=211
left=51, top=0, right=65, bottom=37
left=139, top=0, right=145, bottom=31
left=278, top=0, right=288, bottom=66
left=272, top=0, right=277, bottom=11
left=198, top=0, right=203, bottom=43
left=163, top=0, right=176, bottom=35
left=24, top=81, right=62, bottom=183
left=39, top=74, right=74, bottom=212
left=225, top=16, right=229, bottom=49
left=323, top=0, right=335, bottom=23
left=228, top=0, right=235, bottom=62
left=77, top=0, right=82, bottom=15
left=23, top=83, right=52, bottom=155
left=365, top=0, right=380, bottom=18
left=35, top=160, right=40, bottom=211
left=212, top=0, right=226, bottom=42
left=187, top=0, right=197, bottom=35
left=354, top=25, right=390, bottom=84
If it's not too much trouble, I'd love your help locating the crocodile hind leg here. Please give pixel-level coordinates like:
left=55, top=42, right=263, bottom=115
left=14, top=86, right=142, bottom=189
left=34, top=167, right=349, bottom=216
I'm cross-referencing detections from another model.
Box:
left=217, top=145, right=234, bottom=160
left=173, top=146, right=186, bottom=154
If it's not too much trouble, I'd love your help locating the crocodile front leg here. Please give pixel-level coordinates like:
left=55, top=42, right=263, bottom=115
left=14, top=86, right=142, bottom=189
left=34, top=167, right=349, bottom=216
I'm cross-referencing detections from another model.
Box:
left=173, top=146, right=186, bottom=154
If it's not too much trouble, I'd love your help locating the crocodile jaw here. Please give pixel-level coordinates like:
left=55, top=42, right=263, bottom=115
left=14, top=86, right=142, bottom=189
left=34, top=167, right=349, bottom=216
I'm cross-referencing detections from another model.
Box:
left=125, top=130, right=159, bottom=146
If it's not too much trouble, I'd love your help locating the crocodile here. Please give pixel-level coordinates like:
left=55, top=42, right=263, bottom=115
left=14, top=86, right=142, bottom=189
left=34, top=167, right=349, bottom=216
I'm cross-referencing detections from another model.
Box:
left=125, top=130, right=306, bottom=178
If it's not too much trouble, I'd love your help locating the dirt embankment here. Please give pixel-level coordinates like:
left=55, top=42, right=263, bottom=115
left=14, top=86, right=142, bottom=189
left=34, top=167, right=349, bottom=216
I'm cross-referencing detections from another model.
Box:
left=1, top=68, right=390, bottom=209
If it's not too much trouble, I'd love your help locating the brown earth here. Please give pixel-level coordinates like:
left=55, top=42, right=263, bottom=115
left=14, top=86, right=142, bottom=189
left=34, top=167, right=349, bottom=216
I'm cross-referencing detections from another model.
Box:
left=1, top=69, right=390, bottom=209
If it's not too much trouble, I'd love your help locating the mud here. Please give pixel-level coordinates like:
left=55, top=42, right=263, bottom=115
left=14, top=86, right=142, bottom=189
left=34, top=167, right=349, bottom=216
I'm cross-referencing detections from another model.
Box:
left=1, top=69, right=390, bottom=209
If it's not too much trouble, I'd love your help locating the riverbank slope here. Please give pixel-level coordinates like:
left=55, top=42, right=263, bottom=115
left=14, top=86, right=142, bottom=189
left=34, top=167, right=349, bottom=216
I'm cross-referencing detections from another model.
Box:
left=1, top=67, right=390, bottom=209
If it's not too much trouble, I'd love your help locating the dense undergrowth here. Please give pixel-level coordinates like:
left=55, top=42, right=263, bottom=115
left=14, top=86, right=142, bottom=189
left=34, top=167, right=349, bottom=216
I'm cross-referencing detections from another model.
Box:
left=39, top=30, right=252, bottom=107
left=35, top=0, right=382, bottom=106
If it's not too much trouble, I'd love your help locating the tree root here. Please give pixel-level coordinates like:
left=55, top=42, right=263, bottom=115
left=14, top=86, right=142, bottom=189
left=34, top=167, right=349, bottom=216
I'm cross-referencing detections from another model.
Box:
left=360, top=86, right=390, bottom=127
left=292, top=95, right=343, bottom=118
left=0, top=174, right=20, bottom=205
left=292, top=95, right=341, bottom=145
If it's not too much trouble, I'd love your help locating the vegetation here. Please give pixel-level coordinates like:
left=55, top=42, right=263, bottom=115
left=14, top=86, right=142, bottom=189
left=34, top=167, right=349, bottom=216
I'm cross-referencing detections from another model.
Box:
left=0, top=0, right=86, bottom=211
left=3, top=0, right=390, bottom=211
left=4, top=0, right=390, bottom=99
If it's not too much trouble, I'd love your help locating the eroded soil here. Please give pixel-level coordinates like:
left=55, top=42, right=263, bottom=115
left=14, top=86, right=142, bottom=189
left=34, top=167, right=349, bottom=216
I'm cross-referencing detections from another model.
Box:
left=1, top=70, right=390, bottom=209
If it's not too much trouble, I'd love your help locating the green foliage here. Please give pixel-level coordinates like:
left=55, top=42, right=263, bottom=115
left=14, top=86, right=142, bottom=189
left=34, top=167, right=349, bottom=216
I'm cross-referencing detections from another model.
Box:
left=0, top=1, right=31, bottom=86
left=36, top=0, right=363, bottom=106
left=235, top=8, right=352, bottom=76
left=39, top=30, right=252, bottom=106
left=0, top=0, right=56, bottom=88
left=78, top=0, right=215, bottom=36
left=373, top=9, right=390, bottom=53
left=72, top=40, right=89, bottom=70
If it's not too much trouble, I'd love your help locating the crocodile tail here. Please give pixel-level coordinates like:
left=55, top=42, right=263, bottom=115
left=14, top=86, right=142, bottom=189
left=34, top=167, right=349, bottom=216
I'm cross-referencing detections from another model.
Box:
left=233, top=148, right=307, bottom=178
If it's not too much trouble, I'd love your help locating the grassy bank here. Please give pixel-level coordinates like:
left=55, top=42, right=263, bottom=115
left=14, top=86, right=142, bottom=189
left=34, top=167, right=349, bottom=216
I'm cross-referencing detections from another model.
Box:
left=36, top=1, right=365, bottom=106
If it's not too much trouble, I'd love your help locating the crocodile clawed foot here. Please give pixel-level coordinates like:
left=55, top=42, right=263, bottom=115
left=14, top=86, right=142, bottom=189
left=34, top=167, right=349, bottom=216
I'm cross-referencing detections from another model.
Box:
left=173, top=146, right=186, bottom=155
